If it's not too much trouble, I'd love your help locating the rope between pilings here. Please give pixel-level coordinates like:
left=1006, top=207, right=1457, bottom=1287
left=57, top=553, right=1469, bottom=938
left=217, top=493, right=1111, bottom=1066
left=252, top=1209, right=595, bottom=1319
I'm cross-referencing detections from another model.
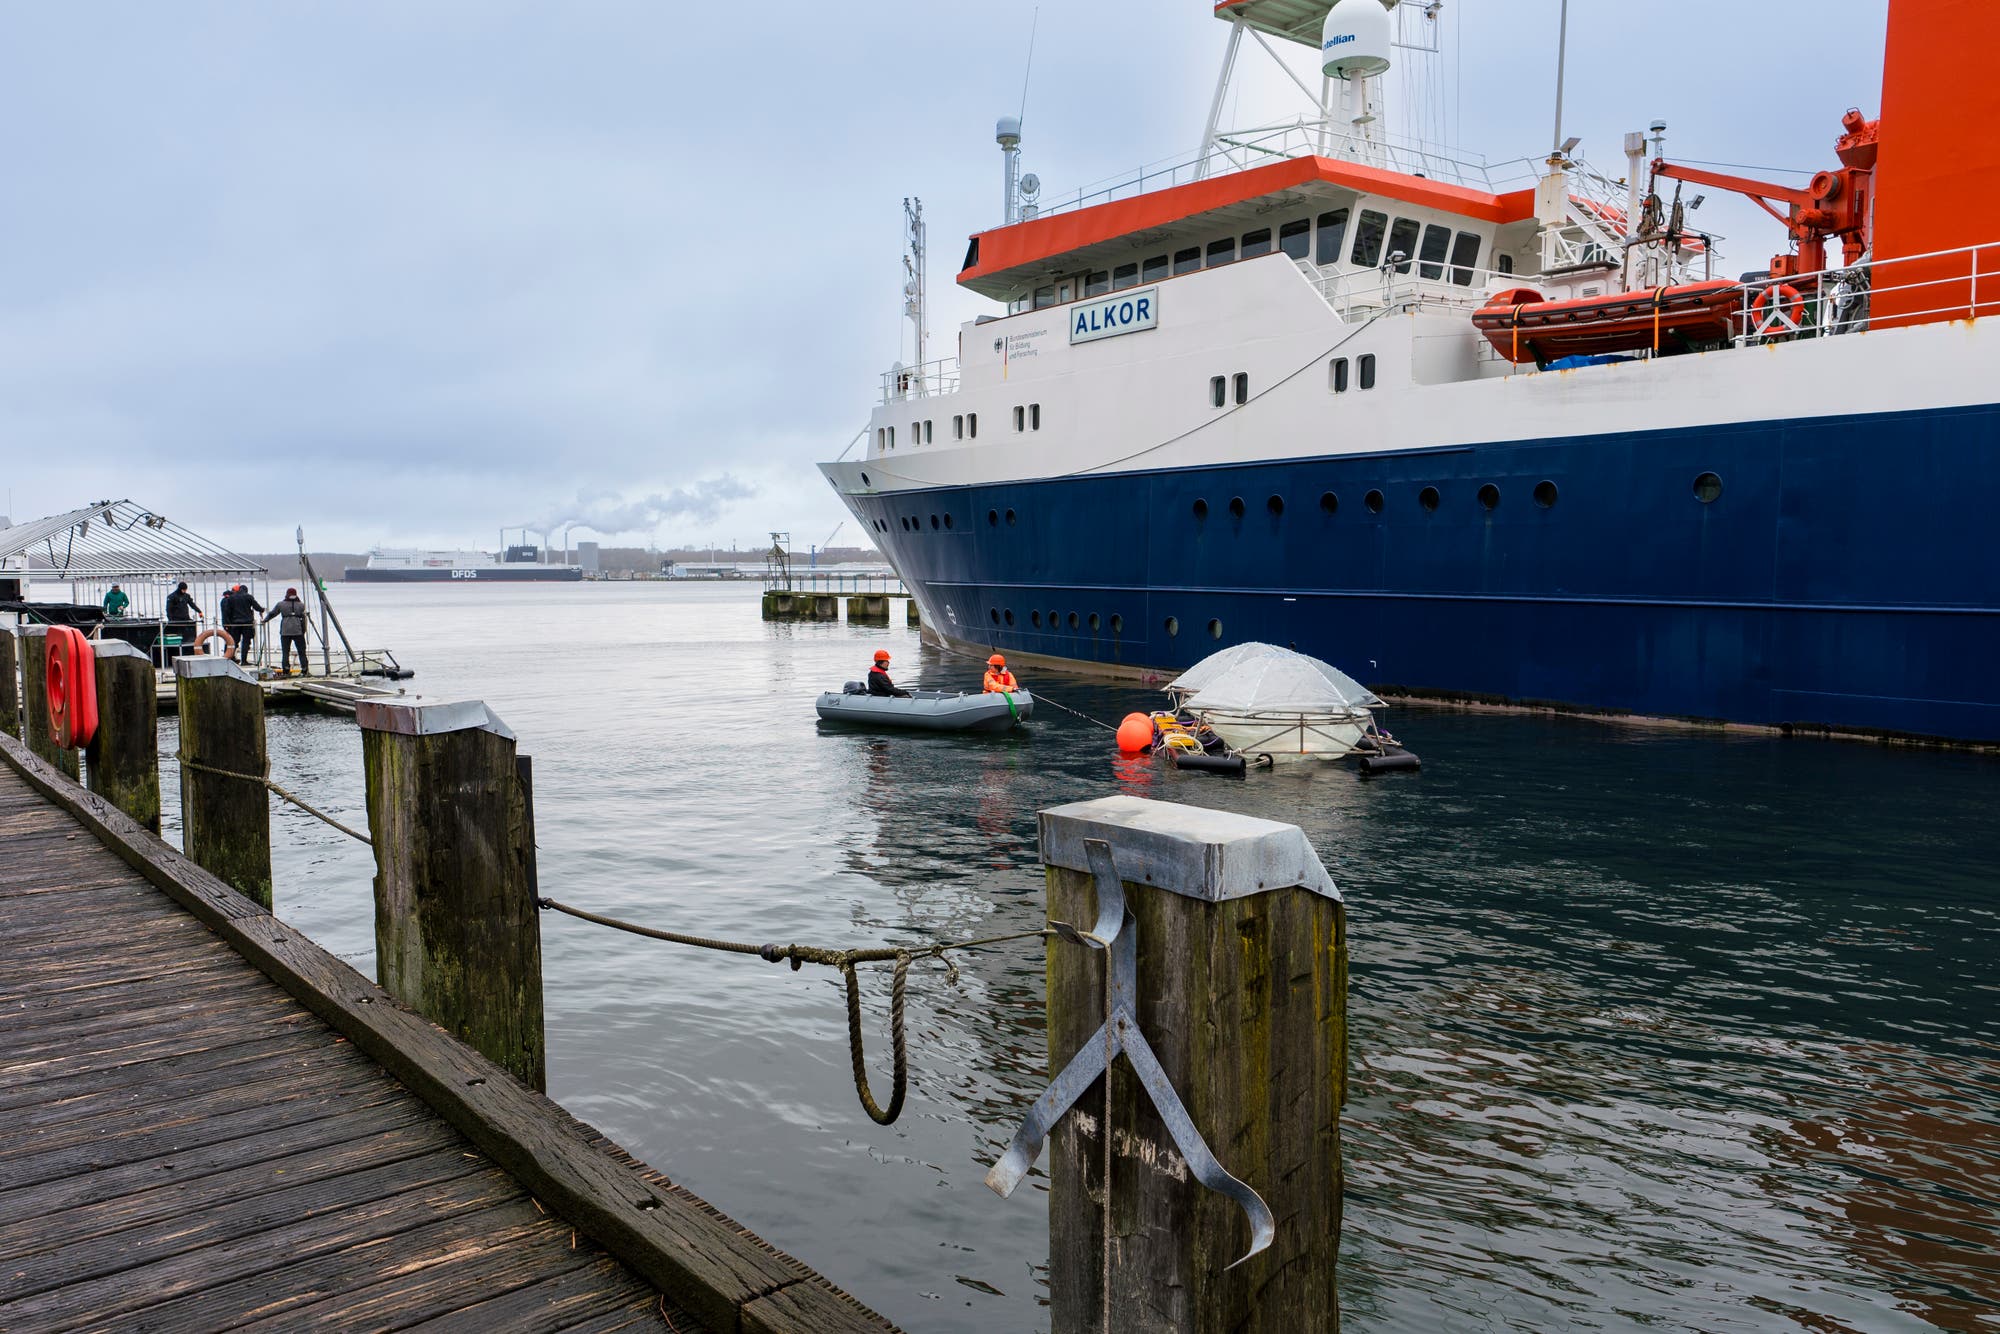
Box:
left=174, top=752, right=373, bottom=846
left=537, top=895, right=1050, bottom=1125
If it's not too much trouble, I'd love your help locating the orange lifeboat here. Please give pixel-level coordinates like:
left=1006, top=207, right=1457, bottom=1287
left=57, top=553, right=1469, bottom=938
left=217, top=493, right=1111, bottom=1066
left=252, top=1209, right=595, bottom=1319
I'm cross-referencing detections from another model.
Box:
left=1473, top=280, right=1743, bottom=366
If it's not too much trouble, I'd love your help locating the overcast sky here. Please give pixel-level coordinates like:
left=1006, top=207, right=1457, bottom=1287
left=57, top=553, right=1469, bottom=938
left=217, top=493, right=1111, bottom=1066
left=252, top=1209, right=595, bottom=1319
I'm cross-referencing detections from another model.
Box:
left=0, top=0, right=1888, bottom=553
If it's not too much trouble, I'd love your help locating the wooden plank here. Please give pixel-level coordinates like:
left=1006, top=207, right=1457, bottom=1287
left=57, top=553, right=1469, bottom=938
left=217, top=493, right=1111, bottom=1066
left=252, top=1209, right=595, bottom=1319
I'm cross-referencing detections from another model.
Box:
left=4, top=1036, right=370, bottom=1134
left=0, top=736, right=887, bottom=1334
left=557, top=1300, right=684, bottom=1333
left=397, top=1256, right=670, bottom=1333
left=742, top=1282, right=897, bottom=1334
left=0, top=997, right=321, bottom=1083
left=0, top=1027, right=334, bottom=1114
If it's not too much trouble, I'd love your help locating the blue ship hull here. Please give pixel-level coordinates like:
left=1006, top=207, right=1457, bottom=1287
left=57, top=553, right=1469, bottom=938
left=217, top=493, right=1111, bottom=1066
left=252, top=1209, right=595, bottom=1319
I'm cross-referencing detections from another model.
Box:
left=848, top=403, right=2000, bottom=743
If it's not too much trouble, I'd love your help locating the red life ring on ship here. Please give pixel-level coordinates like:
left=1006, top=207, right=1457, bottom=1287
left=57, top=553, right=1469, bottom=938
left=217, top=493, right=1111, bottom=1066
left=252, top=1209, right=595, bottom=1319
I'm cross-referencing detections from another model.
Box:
left=1751, top=284, right=1805, bottom=336
left=46, top=625, right=99, bottom=750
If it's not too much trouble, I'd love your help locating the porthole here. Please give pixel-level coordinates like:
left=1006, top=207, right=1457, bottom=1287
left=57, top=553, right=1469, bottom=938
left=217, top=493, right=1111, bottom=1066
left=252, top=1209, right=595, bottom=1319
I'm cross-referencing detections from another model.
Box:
left=943, top=513, right=954, bottom=530
left=1694, top=472, right=1724, bottom=503
left=1089, top=613, right=1101, bottom=631
left=930, top=515, right=940, bottom=530
left=1110, top=614, right=1124, bottom=633
left=990, top=608, right=1000, bottom=625
left=1165, top=616, right=1180, bottom=637
left=1047, top=610, right=1058, bottom=629
left=1319, top=491, right=1338, bottom=515
left=988, top=509, right=999, bottom=526
left=1477, top=484, right=1500, bottom=511
left=1031, top=610, right=1041, bottom=627
left=1534, top=480, right=1559, bottom=508
left=1228, top=497, right=1246, bottom=518
left=900, top=516, right=910, bottom=531
left=1419, top=486, right=1440, bottom=513
left=1192, top=498, right=1209, bottom=520
left=860, top=472, right=871, bottom=486
left=1207, top=618, right=1222, bottom=639
left=1067, top=612, right=1079, bottom=630
left=1365, top=489, right=1384, bottom=514
left=1005, top=509, right=1017, bottom=526
left=1004, top=609, right=1015, bottom=626
left=1267, top=495, right=1284, bottom=517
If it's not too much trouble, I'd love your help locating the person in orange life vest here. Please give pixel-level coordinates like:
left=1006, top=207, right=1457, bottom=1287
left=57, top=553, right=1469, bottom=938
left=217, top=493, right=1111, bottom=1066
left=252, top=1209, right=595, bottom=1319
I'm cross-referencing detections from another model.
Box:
left=982, top=653, right=1018, bottom=693
left=867, top=649, right=910, bottom=697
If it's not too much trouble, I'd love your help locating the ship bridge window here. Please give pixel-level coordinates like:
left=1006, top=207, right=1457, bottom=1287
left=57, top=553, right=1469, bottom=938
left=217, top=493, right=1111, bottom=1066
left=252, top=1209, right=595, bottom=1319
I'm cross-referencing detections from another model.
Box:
left=1417, top=224, right=1453, bottom=280
left=1113, top=262, right=1140, bottom=290
left=1317, top=209, right=1351, bottom=265
left=1174, top=246, right=1202, bottom=275
left=1206, top=237, right=1235, bottom=267
left=1450, top=232, right=1483, bottom=285
left=963, top=237, right=980, bottom=270
left=1330, top=358, right=1349, bottom=393
left=1497, top=253, right=1515, bottom=276
left=1241, top=228, right=1273, bottom=259
left=1233, top=373, right=1248, bottom=405
left=1085, top=270, right=1111, bottom=297
left=1033, top=284, right=1056, bottom=309
left=1387, top=218, right=1422, bottom=273
left=1359, top=354, right=1377, bottom=389
left=1350, top=210, right=1388, bottom=267
left=1210, top=376, right=1226, bottom=408
left=1279, top=218, right=1312, bottom=260
left=1142, top=254, right=1170, bottom=282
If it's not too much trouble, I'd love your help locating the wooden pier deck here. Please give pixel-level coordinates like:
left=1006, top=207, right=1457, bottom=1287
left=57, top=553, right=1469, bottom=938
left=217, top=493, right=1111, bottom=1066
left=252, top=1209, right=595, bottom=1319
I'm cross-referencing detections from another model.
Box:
left=0, top=746, right=893, bottom=1333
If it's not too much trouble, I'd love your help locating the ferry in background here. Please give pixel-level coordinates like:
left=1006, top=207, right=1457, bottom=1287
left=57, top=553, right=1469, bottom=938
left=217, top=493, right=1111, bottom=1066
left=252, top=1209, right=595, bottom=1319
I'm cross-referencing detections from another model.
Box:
left=820, top=0, right=2000, bottom=744
left=345, top=544, right=584, bottom=583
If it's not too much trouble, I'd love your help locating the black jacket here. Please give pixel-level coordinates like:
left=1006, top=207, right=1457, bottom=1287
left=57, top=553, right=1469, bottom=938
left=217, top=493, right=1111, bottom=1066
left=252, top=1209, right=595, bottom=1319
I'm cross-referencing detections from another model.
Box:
left=222, top=589, right=265, bottom=625
left=165, top=590, right=200, bottom=622
left=867, top=666, right=909, bottom=698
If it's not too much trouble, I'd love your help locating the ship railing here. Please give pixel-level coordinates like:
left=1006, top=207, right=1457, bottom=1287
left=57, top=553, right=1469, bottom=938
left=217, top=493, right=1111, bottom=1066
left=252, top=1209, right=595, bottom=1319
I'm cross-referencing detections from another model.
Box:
left=1296, top=256, right=1517, bottom=320
left=762, top=571, right=906, bottom=597
left=1729, top=240, right=2000, bottom=343
left=880, top=357, right=961, bottom=403
left=1015, top=119, right=1541, bottom=227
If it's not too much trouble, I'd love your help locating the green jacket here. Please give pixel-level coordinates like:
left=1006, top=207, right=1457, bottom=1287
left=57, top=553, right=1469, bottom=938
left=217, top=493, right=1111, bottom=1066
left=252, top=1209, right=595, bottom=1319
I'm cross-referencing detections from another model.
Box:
left=103, top=589, right=129, bottom=617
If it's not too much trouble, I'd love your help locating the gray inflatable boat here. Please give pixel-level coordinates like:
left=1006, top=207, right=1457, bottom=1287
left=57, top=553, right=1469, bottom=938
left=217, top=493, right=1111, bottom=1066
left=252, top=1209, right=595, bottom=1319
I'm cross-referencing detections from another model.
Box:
left=815, top=686, right=1032, bottom=732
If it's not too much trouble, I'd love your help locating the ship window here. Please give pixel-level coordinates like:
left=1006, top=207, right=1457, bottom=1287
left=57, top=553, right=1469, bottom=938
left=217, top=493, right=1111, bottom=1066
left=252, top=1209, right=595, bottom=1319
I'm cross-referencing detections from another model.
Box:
left=1005, top=609, right=1015, bottom=625
left=860, top=472, right=870, bottom=486
left=1320, top=491, right=1338, bottom=515
left=1208, top=618, right=1223, bottom=639
left=1031, top=610, right=1041, bottom=627
left=1450, top=232, right=1483, bottom=285
left=930, top=514, right=940, bottom=530
left=1113, top=262, right=1140, bottom=290
left=991, top=608, right=1000, bottom=624
left=1111, top=614, right=1123, bottom=633
left=912, top=420, right=921, bottom=444
left=875, top=428, right=884, bottom=450
left=1351, top=210, right=1388, bottom=267
left=1534, top=480, right=1559, bottom=508
left=1267, top=494, right=1284, bottom=517
left=1029, top=403, right=1041, bottom=430
left=1365, top=489, right=1384, bottom=514
left=1206, top=237, right=1235, bottom=267
left=1497, top=253, right=1515, bottom=275
left=1174, top=246, right=1202, bottom=275
left=944, top=513, right=954, bottom=530
left=1047, top=608, right=1058, bottom=627
left=1330, top=358, right=1349, bottom=393
left=1478, top=483, right=1500, bottom=510
left=1193, top=498, right=1209, bottom=520
left=1005, top=508, right=1016, bottom=525
left=1165, top=616, right=1180, bottom=637
left=924, top=419, right=933, bottom=444
left=1279, top=218, right=1312, bottom=260
left=1228, top=496, right=1246, bottom=518
left=1241, top=227, right=1272, bottom=259
left=1419, top=486, right=1441, bottom=512
left=1142, top=254, right=1170, bottom=282
left=988, top=508, right=999, bottom=526
left=1358, top=354, right=1377, bottom=389
left=1317, top=208, right=1352, bottom=265
left=1233, top=372, right=1248, bottom=405
left=1210, top=375, right=1226, bottom=408
left=1085, top=270, right=1111, bottom=297
left=1417, top=224, right=1453, bottom=280
left=967, top=412, right=977, bottom=438
left=1387, top=218, right=1421, bottom=273
left=1014, top=406, right=1025, bottom=432
left=953, top=415, right=963, bottom=439
left=1089, top=612, right=1101, bottom=631
left=964, top=237, right=980, bottom=270
left=1067, top=611, right=1079, bottom=629
left=888, top=426, right=895, bottom=447
left=1033, top=284, right=1056, bottom=309
left=1694, top=472, right=1724, bottom=503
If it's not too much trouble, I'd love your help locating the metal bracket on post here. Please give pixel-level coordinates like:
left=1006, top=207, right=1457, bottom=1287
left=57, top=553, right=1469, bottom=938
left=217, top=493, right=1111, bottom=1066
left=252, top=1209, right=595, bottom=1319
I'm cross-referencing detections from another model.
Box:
left=984, top=838, right=1275, bottom=1268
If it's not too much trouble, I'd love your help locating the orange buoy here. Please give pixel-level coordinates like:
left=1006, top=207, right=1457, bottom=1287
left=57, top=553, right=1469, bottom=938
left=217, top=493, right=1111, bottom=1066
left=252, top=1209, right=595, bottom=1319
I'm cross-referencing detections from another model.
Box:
left=1115, top=712, right=1154, bottom=754
left=46, top=625, right=99, bottom=750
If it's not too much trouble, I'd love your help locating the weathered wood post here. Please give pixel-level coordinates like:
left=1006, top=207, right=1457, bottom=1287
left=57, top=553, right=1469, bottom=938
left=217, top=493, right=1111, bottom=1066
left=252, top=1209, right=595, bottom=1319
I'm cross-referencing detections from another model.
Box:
left=0, top=627, right=18, bottom=738
left=1035, top=795, right=1346, bottom=1333
left=86, top=639, right=161, bottom=832
left=906, top=598, right=921, bottom=627
left=18, top=626, right=80, bottom=779
left=175, top=656, right=273, bottom=908
left=358, top=698, right=546, bottom=1091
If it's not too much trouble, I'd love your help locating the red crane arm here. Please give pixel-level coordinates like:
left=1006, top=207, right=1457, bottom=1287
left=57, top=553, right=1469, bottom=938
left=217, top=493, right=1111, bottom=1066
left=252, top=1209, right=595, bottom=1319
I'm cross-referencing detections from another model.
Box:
left=1650, top=160, right=1813, bottom=230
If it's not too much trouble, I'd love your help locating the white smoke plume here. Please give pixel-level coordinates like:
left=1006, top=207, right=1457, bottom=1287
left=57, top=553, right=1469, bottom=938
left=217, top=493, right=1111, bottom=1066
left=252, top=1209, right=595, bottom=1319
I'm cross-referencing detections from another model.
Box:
left=534, top=476, right=755, bottom=537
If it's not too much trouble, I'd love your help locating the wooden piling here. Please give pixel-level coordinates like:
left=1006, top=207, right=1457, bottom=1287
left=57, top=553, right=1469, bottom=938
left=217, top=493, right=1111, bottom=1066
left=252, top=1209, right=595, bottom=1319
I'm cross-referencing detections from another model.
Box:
left=18, top=627, right=80, bottom=779
left=906, top=598, right=921, bottom=627
left=85, top=640, right=160, bottom=833
left=1037, top=795, right=1346, bottom=1333
left=175, top=656, right=273, bottom=909
left=0, top=628, right=17, bottom=738
left=358, top=698, right=546, bottom=1092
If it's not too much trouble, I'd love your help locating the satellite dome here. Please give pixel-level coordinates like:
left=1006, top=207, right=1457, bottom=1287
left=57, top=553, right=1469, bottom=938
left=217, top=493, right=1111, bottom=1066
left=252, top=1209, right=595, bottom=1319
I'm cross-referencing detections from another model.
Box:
left=1321, top=0, right=1394, bottom=81
left=995, top=115, right=1022, bottom=146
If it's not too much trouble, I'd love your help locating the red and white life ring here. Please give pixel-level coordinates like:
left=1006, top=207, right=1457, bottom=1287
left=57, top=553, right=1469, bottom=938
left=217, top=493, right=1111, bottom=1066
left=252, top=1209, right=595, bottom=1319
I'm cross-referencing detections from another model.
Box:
left=1751, top=284, right=1806, bottom=336
left=46, top=625, right=99, bottom=750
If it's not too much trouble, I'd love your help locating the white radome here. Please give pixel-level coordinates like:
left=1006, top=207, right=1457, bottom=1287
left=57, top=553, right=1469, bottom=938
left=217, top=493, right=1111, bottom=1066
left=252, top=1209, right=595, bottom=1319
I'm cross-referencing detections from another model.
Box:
left=1321, top=0, right=1394, bottom=81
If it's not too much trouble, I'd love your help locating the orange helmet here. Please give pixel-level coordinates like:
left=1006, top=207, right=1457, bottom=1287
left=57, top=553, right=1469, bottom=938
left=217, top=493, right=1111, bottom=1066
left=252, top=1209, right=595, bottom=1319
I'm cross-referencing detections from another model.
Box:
left=873, top=650, right=891, bottom=663
left=988, top=654, right=1006, bottom=667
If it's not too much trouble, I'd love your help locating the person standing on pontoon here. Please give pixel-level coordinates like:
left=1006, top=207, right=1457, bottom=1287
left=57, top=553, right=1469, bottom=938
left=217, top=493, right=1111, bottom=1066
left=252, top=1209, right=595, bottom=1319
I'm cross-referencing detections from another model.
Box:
left=164, top=581, right=201, bottom=661
left=265, top=587, right=310, bottom=675
left=221, top=584, right=264, bottom=665
left=867, top=649, right=910, bottom=697
left=102, top=584, right=129, bottom=619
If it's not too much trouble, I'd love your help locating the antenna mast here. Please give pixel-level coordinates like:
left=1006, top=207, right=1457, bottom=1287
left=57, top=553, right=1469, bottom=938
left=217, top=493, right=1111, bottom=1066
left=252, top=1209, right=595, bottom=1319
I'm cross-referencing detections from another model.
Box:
left=902, top=197, right=927, bottom=374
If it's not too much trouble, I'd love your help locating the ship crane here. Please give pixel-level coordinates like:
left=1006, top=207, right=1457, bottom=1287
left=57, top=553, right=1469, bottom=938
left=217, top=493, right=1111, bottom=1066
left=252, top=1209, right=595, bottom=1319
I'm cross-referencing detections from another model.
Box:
left=1650, top=109, right=1880, bottom=281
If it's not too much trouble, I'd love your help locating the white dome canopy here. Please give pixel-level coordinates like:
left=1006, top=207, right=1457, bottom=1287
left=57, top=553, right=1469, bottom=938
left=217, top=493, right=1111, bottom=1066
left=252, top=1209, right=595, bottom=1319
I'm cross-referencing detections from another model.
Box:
left=1321, top=0, right=1394, bottom=81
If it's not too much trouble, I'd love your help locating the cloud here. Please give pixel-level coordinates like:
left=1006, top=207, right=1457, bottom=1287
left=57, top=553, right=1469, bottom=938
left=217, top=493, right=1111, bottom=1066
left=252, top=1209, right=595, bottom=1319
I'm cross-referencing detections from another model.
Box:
left=534, top=477, right=756, bottom=538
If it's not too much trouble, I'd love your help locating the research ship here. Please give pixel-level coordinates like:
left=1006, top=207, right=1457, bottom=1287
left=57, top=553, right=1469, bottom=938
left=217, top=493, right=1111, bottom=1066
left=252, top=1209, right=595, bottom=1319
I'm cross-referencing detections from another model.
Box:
left=818, top=0, right=2000, bottom=744
left=344, top=544, right=584, bottom=582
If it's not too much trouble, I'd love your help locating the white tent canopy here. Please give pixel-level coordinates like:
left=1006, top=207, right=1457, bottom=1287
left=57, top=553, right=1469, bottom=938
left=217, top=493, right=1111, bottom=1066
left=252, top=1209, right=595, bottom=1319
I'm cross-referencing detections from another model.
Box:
left=1170, top=642, right=1382, bottom=712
